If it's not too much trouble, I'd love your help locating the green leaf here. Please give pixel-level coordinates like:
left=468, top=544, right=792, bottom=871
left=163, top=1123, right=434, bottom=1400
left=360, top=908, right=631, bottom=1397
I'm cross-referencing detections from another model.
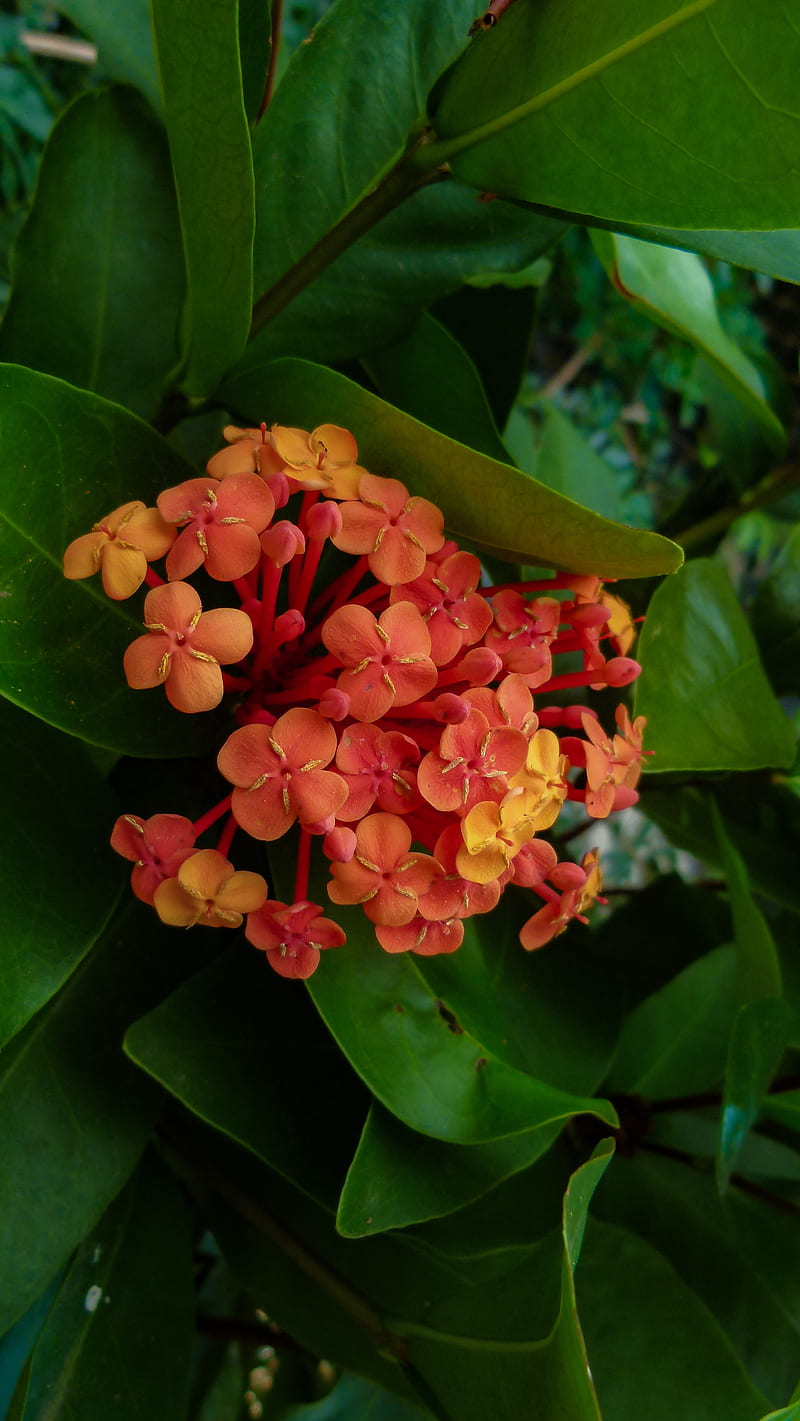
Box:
left=717, top=998, right=792, bottom=1192
left=219, top=356, right=683, bottom=577
left=711, top=799, right=784, bottom=1002
left=399, top=1143, right=613, bottom=1421
left=433, top=280, right=538, bottom=429
left=18, top=1153, right=195, bottom=1421
left=363, top=313, right=509, bottom=463
left=427, top=0, right=800, bottom=233
left=152, top=0, right=254, bottom=395
left=581, top=223, right=800, bottom=287
left=0, top=364, right=224, bottom=756
left=306, top=905, right=617, bottom=1145
left=0, top=699, right=120, bottom=1051
left=125, top=941, right=368, bottom=1211
left=0, top=88, right=185, bottom=420
left=762, top=1090, right=800, bottom=1134
left=606, top=945, right=738, bottom=1100
left=595, top=1151, right=800, bottom=1407
left=0, top=1277, right=62, bottom=1421
left=758, top=1407, right=800, bottom=1421
left=577, top=1218, right=770, bottom=1420
left=337, top=1102, right=561, bottom=1239
left=752, top=522, right=800, bottom=696
left=634, top=558, right=796, bottom=772
left=504, top=402, right=621, bottom=521
left=285, top=1372, right=432, bottom=1421
left=55, top=0, right=162, bottom=114
left=591, top=231, right=785, bottom=454
left=0, top=899, right=202, bottom=1336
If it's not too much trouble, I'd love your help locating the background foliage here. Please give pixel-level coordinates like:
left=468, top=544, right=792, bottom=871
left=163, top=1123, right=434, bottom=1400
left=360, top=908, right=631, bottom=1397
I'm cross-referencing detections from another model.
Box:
left=1, top=1, right=800, bottom=1418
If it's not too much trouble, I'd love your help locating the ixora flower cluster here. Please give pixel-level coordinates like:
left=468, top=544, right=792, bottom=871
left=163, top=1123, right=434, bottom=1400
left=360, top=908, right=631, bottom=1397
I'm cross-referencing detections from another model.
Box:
left=64, top=422, right=648, bottom=979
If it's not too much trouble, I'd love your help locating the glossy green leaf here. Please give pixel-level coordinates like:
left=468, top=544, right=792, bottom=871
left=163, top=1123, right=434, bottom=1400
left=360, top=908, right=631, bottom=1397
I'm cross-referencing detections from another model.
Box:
left=606, top=945, right=737, bottom=1099
left=0, top=1277, right=62, bottom=1421
left=125, top=941, right=368, bottom=1211
left=591, top=231, right=785, bottom=454
left=337, top=1102, right=561, bottom=1239
left=18, top=1153, right=194, bottom=1421
left=428, top=0, right=800, bottom=233
left=580, top=223, right=800, bottom=286
left=752, top=523, right=800, bottom=696
left=0, top=88, right=183, bottom=419
left=577, top=1218, right=770, bottom=1420
left=238, top=0, right=271, bottom=124
left=433, top=280, right=538, bottom=429
left=504, top=401, right=621, bottom=520
left=762, top=1090, right=800, bottom=1134
left=399, top=1143, right=613, bottom=1421
left=0, top=364, right=224, bottom=756
left=712, top=800, right=784, bottom=1002
left=0, top=899, right=201, bottom=1336
left=363, top=313, right=509, bottom=463
left=219, top=356, right=683, bottom=577
left=717, top=998, right=792, bottom=1192
left=286, top=1372, right=431, bottom=1421
left=152, top=0, right=254, bottom=395
left=634, top=559, right=796, bottom=772
left=0, top=699, right=120, bottom=1051
left=596, top=1151, right=800, bottom=1406
left=648, top=1110, right=800, bottom=1182
left=306, top=905, right=617, bottom=1145
left=759, top=1406, right=800, bottom=1421
left=55, top=0, right=162, bottom=114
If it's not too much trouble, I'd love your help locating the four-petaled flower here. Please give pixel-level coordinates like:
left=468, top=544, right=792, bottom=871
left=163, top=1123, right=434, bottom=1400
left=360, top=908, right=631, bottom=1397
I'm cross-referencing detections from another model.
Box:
left=418, top=708, right=527, bottom=813
left=158, top=475, right=274, bottom=581
left=123, top=582, right=254, bottom=713
left=321, top=601, right=438, bottom=721
left=63, top=501, right=175, bottom=600
left=110, top=812, right=197, bottom=904
left=246, top=899, right=346, bottom=979
left=154, top=848, right=267, bottom=928
left=390, top=551, right=493, bottom=665
left=328, top=813, right=441, bottom=925
left=333, top=474, right=444, bottom=585
left=217, top=708, right=348, bottom=841
left=271, top=424, right=367, bottom=500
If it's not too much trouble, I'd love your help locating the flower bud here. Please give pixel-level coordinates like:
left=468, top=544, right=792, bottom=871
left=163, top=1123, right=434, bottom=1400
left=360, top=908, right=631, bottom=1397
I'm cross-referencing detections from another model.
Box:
left=306, top=500, right=343, bottom=542
left=323, top=826, right=357, bottom=862
left=603, top=656, right=641, bottom=687
left=317, top=687, right=351, bottom=721
left=260, top=520, right=305, bottom=566
left=434, top=693, right=470, bottom=724
left=273, top=608, right=305, bottom=643
left=456, top=647, right=503, bottom=685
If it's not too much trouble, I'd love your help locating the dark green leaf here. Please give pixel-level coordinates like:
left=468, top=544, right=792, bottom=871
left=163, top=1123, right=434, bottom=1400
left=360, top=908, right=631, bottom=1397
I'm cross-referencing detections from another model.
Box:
left=152, top=0, right=254, bottom=395
left=19, top=1153, right=195, bottom=1421
left=577, top=1218, right=769, bottom=1420
left=285, top=1372, right=432, bottom=1421
left=428, top=1, right=800, bottom=233
left=717, top=998, right=792, bottom=1192
left=606, top=945, right=737, bottom=1099
left=55, top=0, right=162, bottom=114
left=125, top=941, right=368, bottom=1210
left=337, top=1102, right=561, bottom=1239
left=433, top=280, right=537, bottom=430
left=364, top=313, right=508, bottom=462
left=0, top=699, right=120, bottom=1051
left=219, top=356, right=683, bottom=577
left=595, top=1150, right=800, bottom=1407
left=306, top=905, right=617, bottom=1145
left=762, top=1090, right=800, bottom=1134
left=647, top=1110, right=800, bottom=1182
left=752, top=523, right=800, bottom=696
left=0, top=898, right=202, bottom=1336
left=0, top=365, right=224, bottom=756
left=634, top=559, right=796, bottom=772
left=0, top=1277, right=61, bottom=1421
left=591, top=231, right=785, bottom=454
left=0, top=88, right=184, bottom=420
left=711, top=799, right=783, bottom=1001
left=238, top=0, right=271, bottom=124
left=504, top=401, right=621, bottom=520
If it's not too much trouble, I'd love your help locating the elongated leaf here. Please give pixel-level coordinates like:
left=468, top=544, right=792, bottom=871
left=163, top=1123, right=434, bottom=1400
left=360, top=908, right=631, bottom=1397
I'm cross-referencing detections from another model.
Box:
left=596, top=1151, right=800, bottom=1406
left=286, top=1372, right=431, bottom=1421
left=752, top=522, right=800, bottom=696
left=125, top=941, right=368, bottom=1211
left=364, top=313, right=508, bottom=462
left=337, top=1102, right=561, bottom=1238
left=571, top=221, right=800, bottom=286
left=0, top=899, right=201, bottom=1336
left=0, top=364, right=225, bottom=756
left=0, top=88, right=184, bottom=419
left=606, top=945, right=737, bottom=1099
left=634, top=559, right=796, bottom=772
left=427, top=0, right=800, bottom=233
left=399, top=1143, right=612, bottom=1421
left=0, top=699, right=120, bottom=1051
left=711, top=800, right=783, bottom=1002
left=762, top=1090, right=800, bottom=1134
left=152, top=0, right=254, bottom=395
left=55, top=0, right=162, bottom=114
left=219, top=356, right=682, bottom=577
left=18, top=1154, right=194, bottom=1421
left=592, top=231, right=785, bottom=453
left=0, top=1278, right=62, bottom=1421
left=717, top=998, right=792, bottom=1192
left=504, top=401, right=621, bottom=520
left=577, top=1218, right=770, bottom=1420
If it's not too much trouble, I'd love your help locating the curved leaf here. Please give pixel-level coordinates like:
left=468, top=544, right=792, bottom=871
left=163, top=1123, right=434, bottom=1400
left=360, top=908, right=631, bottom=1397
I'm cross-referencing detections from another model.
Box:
left=0, top=87, right=184, bottom=420
left=0, top=365, right=224, bottom=755
left=55, top=0, right=162, bottom=115
left=711, top=799, right=783, bottom=1002
left=218, top=356, right=683, bottom=577
left=634, top=559, right=796, bottom=772
left=752, top=522, right=800, bottom=696
left=591, top=231, right=785, bottom=454
left=717, top=998, right=792, bottom=1193
left=0, top=699, right=120, bottom=1051
left=152, top=0, right=254, bottom=395
left=427, top=0, right=800, bottom=233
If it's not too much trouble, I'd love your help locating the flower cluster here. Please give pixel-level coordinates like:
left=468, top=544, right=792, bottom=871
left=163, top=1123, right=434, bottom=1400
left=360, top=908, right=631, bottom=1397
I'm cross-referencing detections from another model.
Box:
left=65, top=421, right=648, bottom=979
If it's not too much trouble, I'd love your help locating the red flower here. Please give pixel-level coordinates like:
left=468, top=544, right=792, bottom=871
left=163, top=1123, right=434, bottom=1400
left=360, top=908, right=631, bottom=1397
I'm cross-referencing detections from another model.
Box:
left=110, top=812, right=197, bottom=904
left=246, top=899, right=346, bottom=979
left=418, top=708, right=527, bottom=813
left=217, top=708, right=348, bottom=841
left=390, top=551, right=493, bottom=665
left=335, top=723, right=420, bottom=820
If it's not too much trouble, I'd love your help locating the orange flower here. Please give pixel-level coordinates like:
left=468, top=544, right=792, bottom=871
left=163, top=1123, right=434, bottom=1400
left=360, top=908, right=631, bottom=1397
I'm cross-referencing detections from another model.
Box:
left=328, top=813, right=441, bottom=926
left=110, top=812, right=197, bottom=905
left=63, top=501, right=175, bottom=600
left=123, top=582, right=253, bottom=713
left=519, top=850, right=603, bottom=951
left=157, top=475, right=274, bottom=582
left=154, top=849, right=267, bottom=928
left=321, top=601, right=437, bottom=722
left=271, top=424, right=367, bottom=500
left=390, top=551, right=493, bottom=665
left=217, top=708, right=348, bottom=841
left=333, top=474, right=444, bottom=585
left=246, top=899, right=346, bottom=979
left=418, top=709, right=527, bottom=813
